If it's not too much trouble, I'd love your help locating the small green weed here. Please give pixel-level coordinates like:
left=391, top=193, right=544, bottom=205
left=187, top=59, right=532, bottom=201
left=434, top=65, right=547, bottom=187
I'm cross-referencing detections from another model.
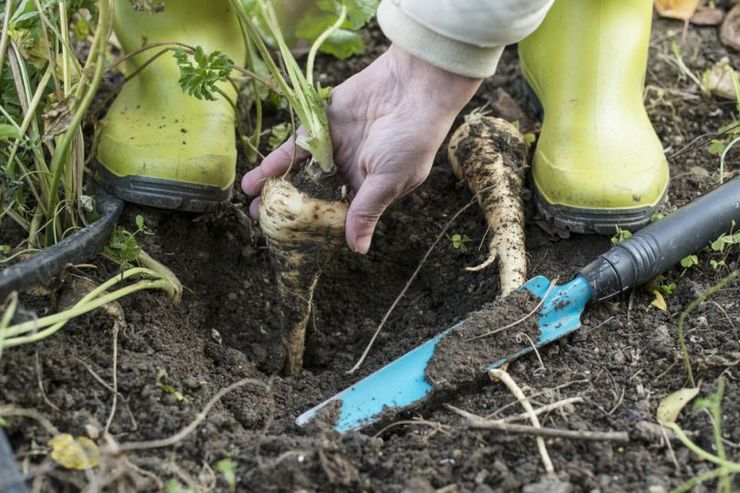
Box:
left=164, top=479, right=195, bottom=493
left=451, top=233, right=472, bottom=253
left=157, top=369, right=188, bottom=403
left=680, top=254, right=699, bottom=269
left=216, top=458, right=237, bottom=493
left=174, top=46, right=235, bottom=103
left=103, top=215, right=151, bottom=270
left=658, top=379, right=739, bottom=493
left=268, top=122, right=292, bottom=150
left=610, top=226, right=632, bottom=245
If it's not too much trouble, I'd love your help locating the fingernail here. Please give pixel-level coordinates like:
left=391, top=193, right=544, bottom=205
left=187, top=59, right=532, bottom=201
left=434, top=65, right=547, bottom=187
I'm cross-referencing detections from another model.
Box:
left=353, top=235, right=371, bottom=255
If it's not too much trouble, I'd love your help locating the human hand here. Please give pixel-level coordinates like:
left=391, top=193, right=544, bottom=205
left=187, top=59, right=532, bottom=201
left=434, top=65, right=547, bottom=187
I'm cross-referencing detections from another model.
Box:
left=242, top=45, right=481, bottom=253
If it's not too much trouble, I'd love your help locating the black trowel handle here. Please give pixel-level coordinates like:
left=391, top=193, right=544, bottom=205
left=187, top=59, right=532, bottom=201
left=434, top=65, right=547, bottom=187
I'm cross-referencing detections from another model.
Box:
left=579, top=176, right=740, bottom=301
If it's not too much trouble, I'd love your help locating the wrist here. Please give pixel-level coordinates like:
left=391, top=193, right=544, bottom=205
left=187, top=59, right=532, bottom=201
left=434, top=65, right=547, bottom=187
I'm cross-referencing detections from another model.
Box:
left=385, top=44, right=482, bottom=115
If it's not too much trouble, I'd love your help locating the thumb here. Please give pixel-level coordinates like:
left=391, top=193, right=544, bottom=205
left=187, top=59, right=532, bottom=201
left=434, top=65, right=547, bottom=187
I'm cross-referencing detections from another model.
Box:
left=346, top=175, right=400, bottom=254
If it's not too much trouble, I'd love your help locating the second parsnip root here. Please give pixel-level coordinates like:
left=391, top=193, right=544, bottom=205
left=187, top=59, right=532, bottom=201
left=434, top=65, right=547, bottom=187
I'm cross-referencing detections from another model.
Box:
left=448, top=116, right=528, bottom=295
left=260, top=177, right=348, bottom=376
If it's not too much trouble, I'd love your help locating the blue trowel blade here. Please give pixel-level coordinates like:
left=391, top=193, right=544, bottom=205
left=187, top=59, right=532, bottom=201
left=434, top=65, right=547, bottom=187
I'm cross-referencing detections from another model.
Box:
left=296, top=275, right=592, bottom=432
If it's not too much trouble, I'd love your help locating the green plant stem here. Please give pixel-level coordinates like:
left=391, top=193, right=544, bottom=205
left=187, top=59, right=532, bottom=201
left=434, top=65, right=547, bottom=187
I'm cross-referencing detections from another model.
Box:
left=214, top=86, right=237, bottom=111
left=671, top=467, right=728, bottom=493
left=243, top=35, right=262, bottom=162
left=7, top=43, right=50, bottom=184
left=45, top=0, right=112, bottom=236
left=306, top=5, right=346, bottom=86
left=0, top=0, right=13, bottom=76
left=0, top=292, right=19, bottom=362
left=709, top=379, right=730, bottom=493
left=6, top=66, right=53, bottom=183
left=668, top=423, right=740, bottom=471
left=3, top=279, right=172, bottom=348
left=677, top=268, right=738, bottom=388
left=138, top=250, right=183, bottom=303
left=33, top=0, right=60, bottom=90
left=719, top=136, right=739, bottom=185
left=4, top=267, right=158, bottom=337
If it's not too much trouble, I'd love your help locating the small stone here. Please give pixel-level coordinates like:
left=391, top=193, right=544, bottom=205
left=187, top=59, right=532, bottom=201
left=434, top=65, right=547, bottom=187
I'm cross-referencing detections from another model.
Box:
left=691, top=6, right=725, bottom=26
left=689, top=166, right=710, bottom=180
left=227, top=292, right=238, bottom=301
left=721, top=3, right=740, bottom=51
left=523, top=478, right=573, bottom=493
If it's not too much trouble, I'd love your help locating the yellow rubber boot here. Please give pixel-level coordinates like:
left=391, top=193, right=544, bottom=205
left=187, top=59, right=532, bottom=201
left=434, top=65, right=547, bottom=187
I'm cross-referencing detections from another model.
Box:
left=95, top=0, right=245, bottom=212
left=519, top=0, right=669, bottom=234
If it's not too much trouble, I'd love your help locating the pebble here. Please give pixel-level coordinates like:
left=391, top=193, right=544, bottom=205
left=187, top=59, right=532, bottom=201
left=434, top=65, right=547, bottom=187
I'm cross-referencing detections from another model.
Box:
left=522, top=478, right=573, bottom=493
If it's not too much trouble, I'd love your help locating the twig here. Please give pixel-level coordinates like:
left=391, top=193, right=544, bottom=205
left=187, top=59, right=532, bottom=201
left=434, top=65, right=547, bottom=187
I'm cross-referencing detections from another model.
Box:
left=516, top=332, right=545, bottom=371
left=489, top=368, right=554, bottom=474
left=0, top=406, right=60, bottom=435
left=347, top=196, right=481, bottom=374
left=608, top=387, right=626, bottom=416
left=707, top=300, right=735, bottom=328
left=485, top=378, right=590, bottom=419
left=448, top=402, right=628, bottom=442
left=113, top=378, right=266, bottom=452
left=34, top=351, right=61, bottom=412
left=466, top=278, right=559, bottom=342
left=104, top=320, right=121, bottom=435
left=494, top=397, right=584, bottom=424
left=462, top=417, right=630, bottom=442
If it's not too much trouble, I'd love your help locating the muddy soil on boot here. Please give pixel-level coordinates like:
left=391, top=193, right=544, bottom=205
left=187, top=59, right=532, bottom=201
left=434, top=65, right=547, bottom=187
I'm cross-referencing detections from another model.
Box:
left=1, top=19, right=739, bottom=493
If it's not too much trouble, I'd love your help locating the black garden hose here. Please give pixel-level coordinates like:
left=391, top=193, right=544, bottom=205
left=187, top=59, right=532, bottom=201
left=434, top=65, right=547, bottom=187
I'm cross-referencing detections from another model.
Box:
left=0, top=188, right=125, bottom=300
left=0, top=429, right=26, bottom=493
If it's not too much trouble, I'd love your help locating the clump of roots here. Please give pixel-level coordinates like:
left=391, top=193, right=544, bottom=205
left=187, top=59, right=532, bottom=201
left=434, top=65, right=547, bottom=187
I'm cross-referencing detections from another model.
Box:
left=260, top=176, right=347, bottom=375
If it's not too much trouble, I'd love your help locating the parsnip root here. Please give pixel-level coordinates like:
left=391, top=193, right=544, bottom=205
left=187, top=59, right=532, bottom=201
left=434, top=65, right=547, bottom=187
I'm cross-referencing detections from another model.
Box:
left=259, top=177, right=348, bottom=376
left=447, top=116, right=528, bottom=295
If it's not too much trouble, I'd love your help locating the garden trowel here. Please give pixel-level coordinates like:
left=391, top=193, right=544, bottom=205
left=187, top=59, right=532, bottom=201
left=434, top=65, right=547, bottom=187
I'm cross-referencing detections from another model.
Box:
left=297, top=176, right=740, bottom=432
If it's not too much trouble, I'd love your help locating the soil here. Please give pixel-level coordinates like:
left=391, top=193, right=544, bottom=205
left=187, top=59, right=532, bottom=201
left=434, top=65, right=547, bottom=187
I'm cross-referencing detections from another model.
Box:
left=2, top=14, right=740, bottom=493
left=426, top=291, right=542, bottom=394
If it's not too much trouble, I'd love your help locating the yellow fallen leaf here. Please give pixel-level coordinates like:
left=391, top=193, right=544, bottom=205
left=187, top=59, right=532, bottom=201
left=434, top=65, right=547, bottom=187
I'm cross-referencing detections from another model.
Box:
left=48, top=434, right=100, bottom=470
left=657, top=387, right=700, bottom=425
left=651, top=290, right=668, bottom=311
left=655, top=0, right=701, bottom=20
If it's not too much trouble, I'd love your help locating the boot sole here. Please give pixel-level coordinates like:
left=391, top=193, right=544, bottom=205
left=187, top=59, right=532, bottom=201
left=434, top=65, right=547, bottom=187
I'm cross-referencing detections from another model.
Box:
left=95, top=164, right=231, bottom=213
left=535, top=186, right=668, bottom=235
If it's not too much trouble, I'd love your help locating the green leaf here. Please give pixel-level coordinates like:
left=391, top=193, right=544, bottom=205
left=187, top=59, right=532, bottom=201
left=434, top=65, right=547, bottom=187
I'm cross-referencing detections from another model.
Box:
left=216, top=458, right=237, bottom=493
left=290, top=0, right=377, bottom=56
left=268, top=122, right=291, bottom=150
left=707, top=138, right=727, bottom=156
left=320, top=29, right=365, bottom=59
left=680, top=254, right=699, bottom=269
left=157, top=370, right=188, bottom=403
left=343, top=0, right=379, bottom=30
left=173, top=47, right=235, bottom=101
left=165, top=479, right=196, bottom=493
left=135, top=214, right=145, bottom=230
left=711, top=237, right=726, bottom=252
left=0, top=123, right=19, bottom=141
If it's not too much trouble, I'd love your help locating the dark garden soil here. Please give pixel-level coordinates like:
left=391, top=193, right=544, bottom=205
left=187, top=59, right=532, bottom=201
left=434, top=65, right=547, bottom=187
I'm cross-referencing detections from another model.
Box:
left=1, top=15, right=740, bottom=493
